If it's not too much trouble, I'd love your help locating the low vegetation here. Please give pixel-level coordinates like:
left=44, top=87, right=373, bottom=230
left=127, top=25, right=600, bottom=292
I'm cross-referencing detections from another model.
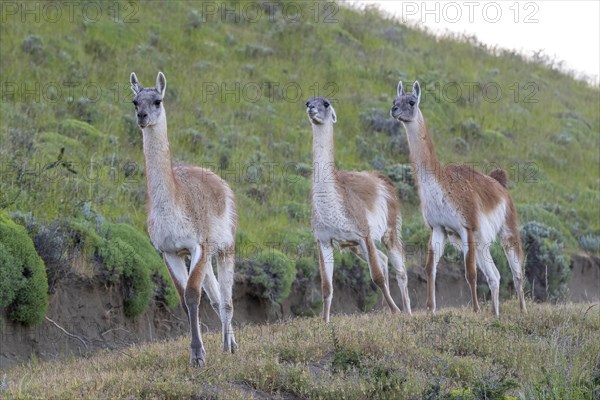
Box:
left=2, top=302, right=599, bottom=399
left=521, top=222, right=571, bottom=302
left=0, top=211, right=48, bottom=326
left=0, top=6, right=598, bottom=400
left=238, top=249, right=297, bottom=305
left=11, top=208, right=179, bottom=318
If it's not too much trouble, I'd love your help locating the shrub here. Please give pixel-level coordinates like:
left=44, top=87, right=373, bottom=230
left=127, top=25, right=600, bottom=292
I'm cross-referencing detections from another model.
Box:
left=294, top=257, right=318, bottom=284
left=11, top=213, right=101, bottom=282
left=385, top=163, right=418, bottom=204
left=57, top=119, right=104, bottom=142
left=403, top=219, right=430, bottom=255
left=238, top=250, right=297, bottom=304
left=460, top=118, right=482, bottom=140
left=245, top=44, right=274, bottom=57
left=335, top=250, right=379, bottom=311
left=0, top=212, right=48, bottom=326
left=518, top=204, right=577, bottom=248
left=100, top=237, right=152, bottom=316
left=0, top=242, right=23, bottom=307
left=553, top=131, right=574, bottom=145
left=452, top=137, right=470, bottom=155
left=9, top=208, right=178, bottom=316
left=29, top=219, right=76, bottom=293
left=579, top=234, right=600, bottom=254
left=283, top=202, right=309, bottom=222
left=481, top=129, right=507, bottom=146
left=99, top=222, right=179, bottom=316
left=290, top=257, right=321, bottom=317
left=21, top=34, right=45, bottom=64
left=359, top=109, right=409, bottom=156
left=520, top=222, right=570, bottom=301
left=187, top=9, right=202, bottom=30
left=106, top=223, right=178, bottom=308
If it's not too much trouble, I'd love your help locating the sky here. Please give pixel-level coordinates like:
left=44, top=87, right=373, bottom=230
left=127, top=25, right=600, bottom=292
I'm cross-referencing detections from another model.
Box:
left=348, top=1, right=600, bottom=84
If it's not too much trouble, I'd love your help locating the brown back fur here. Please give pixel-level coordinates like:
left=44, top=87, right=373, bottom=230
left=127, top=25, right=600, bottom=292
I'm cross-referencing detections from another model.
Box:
left=335, top=171, right=400, bottom=241
left=440, top=164, right=509, bottom=230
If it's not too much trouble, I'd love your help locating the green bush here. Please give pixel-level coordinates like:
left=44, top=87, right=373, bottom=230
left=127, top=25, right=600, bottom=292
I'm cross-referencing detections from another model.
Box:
left=99, top=222, right=179, bottom=316
left=518, top=204, right=577, bottom=248
left=0, top=212, right=48, bottom=326
left=295, top=257, right=318, bottom=284
left=335, top=250, right=379, bottom=311
left=283, top=202, right=309, bottom=222
left=579, top=234, right=600, bottom=254
left=521, top=222, right=570, bottom=302
left=385, top=164, right=418, bottom=204
left=16, top=210, right=179, bottom=318
left=106, top=223, right=179, bottom=308
left=29, top=219, right=77, bottom=293
left=11, top=212, right=103, bottom=286
left=290, top=256, right=321, bottom=317
left=452, top=137, right=470, bottom=155
left=0, top=242, right=23, bottom=307
left=100, top=237, right=151, bottom=316
left=239, top=250, right=297, bottom=304
left=403, top=219, right=430, bottom=255
left=460, top=118, right=482, bottom=140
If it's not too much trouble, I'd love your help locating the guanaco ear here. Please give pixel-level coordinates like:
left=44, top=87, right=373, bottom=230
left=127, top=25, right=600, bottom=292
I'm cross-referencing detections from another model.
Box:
left=156, top=72, right=167, bottom=97
left=130, top=72, right=142, bottom=95
left=413, top=81, right=421, bottom=104
left=330, top=105, right=337, bottom=124
left=397, top=80, right=404, bottom=97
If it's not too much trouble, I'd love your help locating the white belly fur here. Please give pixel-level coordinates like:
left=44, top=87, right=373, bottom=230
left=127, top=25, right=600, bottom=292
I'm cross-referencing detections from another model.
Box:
left=312, top=182, right=389, bottom=243
left=149, top=198, right=235, bottom=254
left=419, top=176, right=506, bottom=243
left=419, top=176, right=465, bottom=233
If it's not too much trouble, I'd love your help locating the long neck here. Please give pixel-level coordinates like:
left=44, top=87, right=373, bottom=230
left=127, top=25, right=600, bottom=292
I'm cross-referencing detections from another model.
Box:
left=401, top=109, right=441, bottom=182
left=142, top=114, right=177, bottom=207
left=311, top=122, right=337, bottom=187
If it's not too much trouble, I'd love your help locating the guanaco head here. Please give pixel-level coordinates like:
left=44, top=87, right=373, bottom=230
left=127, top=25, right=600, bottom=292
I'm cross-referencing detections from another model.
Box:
left=306, top=97, right=337, bottom=126
left=390, top=81, right=421, bottom=123
left=130, top=72, right=166, bottom=128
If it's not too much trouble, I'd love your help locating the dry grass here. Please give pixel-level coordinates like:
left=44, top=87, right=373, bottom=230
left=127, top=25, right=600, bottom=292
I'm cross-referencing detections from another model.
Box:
left=3, top=302, right=599, bottom=399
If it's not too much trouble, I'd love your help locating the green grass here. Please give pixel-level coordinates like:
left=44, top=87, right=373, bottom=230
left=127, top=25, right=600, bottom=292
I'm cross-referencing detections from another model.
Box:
left=1, top=1, right=598, bottom=253
left=2, top=302, right=599, bottom=399
left=1, top=4, right=598, bottom=397
left=0, top=0, right=598, bottom=331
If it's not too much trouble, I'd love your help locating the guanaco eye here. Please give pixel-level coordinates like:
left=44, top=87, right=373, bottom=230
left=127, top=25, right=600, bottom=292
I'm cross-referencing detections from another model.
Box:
left=132, top=100, right=138, bottom=107
left=324, top=101, right=330, bottom=108
left=305, top=101, right=310, bottom=107
left=154, top=100, right=162, bottom=106
left=409, top=100, right=415, bottom=106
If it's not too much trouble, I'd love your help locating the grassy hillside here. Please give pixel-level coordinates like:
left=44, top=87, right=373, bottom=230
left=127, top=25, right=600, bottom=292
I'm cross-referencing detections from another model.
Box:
left=0, top=2, right=598, bottom=320
left=2, top=302, right=599, bottom=399
left=1, top=0, right=598, bottom=242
